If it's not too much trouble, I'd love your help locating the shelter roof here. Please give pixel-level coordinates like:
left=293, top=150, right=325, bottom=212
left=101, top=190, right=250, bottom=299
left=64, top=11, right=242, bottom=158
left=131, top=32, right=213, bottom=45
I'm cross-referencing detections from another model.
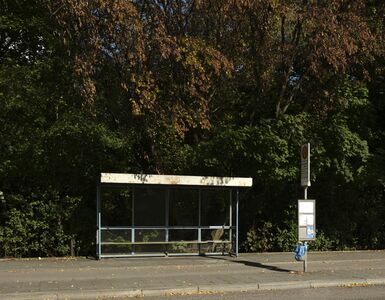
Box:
left=101, top=173, right=252, bottom=188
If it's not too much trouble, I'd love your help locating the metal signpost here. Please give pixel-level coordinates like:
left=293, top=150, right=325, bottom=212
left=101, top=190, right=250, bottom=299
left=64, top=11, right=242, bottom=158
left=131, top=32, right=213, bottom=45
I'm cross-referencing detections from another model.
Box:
left=298, top=143, right=316, bottom=272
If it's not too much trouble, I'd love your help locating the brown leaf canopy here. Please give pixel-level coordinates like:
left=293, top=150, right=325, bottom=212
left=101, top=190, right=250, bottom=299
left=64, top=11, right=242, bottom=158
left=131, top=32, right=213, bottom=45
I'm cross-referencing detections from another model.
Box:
left=49, top=0, right=383, bottom=126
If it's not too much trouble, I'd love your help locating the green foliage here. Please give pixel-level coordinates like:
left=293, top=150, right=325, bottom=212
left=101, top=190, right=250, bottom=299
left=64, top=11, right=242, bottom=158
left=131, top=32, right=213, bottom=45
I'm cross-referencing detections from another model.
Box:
left=242, top=220, right=334, bottom=253
left=243, top=221, right=274, bottom=252
left=194, top=121, right=299, bottom=181
left=274, top=224, right=334, bottom=252
left=308, top=231, right=334, bottom=251
left=0, top=192, right=79, bottom=257
left=171, top=242, right=188, bottom=252
left=140, top=230, right=160, bottom=243
left=274, top=223, right=299, bottom=252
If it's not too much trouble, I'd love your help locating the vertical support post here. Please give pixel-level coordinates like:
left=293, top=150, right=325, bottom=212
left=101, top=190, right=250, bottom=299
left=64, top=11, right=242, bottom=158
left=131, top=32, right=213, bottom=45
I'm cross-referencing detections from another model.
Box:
left=131, top=187, right=135, bottom=255
left=96, top=185, right=101, bottom=260
left=165, top=189, right=170, bottom=242
left=198, top=189, right=202, bottom=255
left=304, top=242, right=308, bottom=272
left=303, top=187, right=308, bottom=272
left=235, top=189, right=239, bottom=257
left=165, top=189, right=170, bottom=256
left=229, top=189, right=233, bottom=255
left=70, top=238, right=75, bottom=257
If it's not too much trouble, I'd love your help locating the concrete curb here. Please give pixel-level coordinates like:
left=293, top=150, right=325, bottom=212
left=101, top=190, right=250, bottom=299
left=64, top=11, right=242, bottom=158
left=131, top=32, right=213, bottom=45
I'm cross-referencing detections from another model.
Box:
left=310, top=278, right=368, bottom=288
left=259, top=280, right=311, bottom=290
left=143, top=287, right=198, bottom=297
left=60, top=289, right=143, bottom=299
left=198, top=283, right=259, bottom=293
left=3, top=278, right=385, bottom=299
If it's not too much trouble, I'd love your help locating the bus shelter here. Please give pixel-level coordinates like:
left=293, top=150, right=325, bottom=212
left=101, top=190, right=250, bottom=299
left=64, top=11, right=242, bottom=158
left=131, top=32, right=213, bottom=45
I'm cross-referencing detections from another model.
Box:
left=96, top=173, right=252, bottom=259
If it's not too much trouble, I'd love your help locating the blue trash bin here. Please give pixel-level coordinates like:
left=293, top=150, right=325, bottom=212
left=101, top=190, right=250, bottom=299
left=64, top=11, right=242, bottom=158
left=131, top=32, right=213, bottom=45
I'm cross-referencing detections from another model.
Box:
left=294, top=242, right=308, bottom=261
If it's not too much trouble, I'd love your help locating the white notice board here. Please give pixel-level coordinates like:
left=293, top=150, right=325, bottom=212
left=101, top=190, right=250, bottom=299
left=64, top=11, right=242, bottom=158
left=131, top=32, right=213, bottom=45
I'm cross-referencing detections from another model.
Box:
left=298, top=199, right=316, bottom=241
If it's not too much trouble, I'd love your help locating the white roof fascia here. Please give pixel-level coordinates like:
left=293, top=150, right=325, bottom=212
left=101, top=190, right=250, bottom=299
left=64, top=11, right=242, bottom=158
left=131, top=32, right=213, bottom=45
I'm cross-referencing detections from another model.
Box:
left=101, top=173, right=252, bottom=187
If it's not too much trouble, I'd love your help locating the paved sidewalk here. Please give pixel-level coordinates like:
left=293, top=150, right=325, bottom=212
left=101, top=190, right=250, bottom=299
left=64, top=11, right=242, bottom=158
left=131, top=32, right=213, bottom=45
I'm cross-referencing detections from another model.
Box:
left=1, top=251, right=385, bottom=299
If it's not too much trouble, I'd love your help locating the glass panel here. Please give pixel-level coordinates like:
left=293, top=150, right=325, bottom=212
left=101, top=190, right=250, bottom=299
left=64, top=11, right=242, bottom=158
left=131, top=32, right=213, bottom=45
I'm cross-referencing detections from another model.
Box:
left=101, top=244, right=133, bottom=255
left=135, top=229, right=165, bottom=242
left=168, top=242, right=198, bottom=254
left=201, top=229, right=230, bottom=241
left=101, top=188, right=132, bottom=226
left=201, top=189, right=230, bottom=226
left=134, top=187, right=165, bottom=226
left=101, top=229, right=131, bottom=243
left=169, top=229, right=197, bottom=242
left=169, top=189, right=198, bottom=226
left=133, top=244, right=165, bottom=253
left=198, top=242, right=231, bottom=253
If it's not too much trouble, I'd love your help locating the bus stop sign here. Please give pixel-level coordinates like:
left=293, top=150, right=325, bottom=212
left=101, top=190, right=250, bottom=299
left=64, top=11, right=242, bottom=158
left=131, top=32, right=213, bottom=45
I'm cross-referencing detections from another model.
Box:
left=301, top=143, right=311, bottom=187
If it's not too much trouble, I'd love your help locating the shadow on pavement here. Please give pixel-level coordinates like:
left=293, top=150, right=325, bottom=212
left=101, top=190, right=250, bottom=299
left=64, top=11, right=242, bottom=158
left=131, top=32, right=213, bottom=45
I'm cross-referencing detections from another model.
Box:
left=205, top=256, right=293, bottom=273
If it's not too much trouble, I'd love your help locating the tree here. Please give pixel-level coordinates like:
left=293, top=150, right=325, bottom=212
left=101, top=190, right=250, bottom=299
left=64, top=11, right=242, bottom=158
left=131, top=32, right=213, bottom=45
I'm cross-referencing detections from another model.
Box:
left=0, top=0, right=384, bottom=256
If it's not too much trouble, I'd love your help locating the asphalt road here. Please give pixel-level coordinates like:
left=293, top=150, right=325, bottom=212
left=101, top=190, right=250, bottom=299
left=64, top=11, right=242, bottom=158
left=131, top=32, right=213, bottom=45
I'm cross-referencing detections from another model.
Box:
left=154, top=285, right=385, bottom=300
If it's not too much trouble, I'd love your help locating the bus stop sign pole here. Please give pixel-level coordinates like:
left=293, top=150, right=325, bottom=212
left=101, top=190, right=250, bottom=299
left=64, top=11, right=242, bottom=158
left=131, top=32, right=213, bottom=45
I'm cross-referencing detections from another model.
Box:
left=298, top=143, right=316, bottom=272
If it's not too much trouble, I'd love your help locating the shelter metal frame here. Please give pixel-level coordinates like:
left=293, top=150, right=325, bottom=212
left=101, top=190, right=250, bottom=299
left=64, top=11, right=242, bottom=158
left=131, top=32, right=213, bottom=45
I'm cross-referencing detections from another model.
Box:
left=96, top=173, right=252, bottom=259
